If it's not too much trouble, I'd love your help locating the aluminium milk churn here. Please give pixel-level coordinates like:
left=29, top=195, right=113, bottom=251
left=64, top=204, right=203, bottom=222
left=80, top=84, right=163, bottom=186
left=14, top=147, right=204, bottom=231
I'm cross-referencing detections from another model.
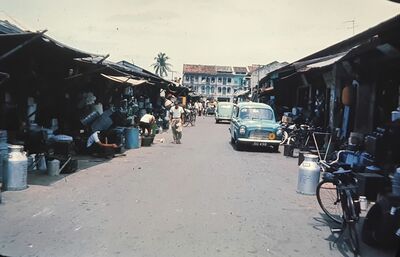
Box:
left=2, top=145, right=28, bottom=191
left=297, top=154, right=320, bottom=195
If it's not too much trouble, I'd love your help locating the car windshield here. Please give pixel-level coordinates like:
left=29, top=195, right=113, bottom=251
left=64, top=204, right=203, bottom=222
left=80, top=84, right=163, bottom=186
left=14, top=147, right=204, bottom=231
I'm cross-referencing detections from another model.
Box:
left=239, top=108, right=273, bottom=120
left=219, top=105, right=232, bottom=109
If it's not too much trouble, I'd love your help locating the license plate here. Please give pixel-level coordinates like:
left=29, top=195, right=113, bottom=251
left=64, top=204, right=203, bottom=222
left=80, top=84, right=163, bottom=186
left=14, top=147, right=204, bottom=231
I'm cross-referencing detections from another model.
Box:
left=253, top=142, right=268, bottom=146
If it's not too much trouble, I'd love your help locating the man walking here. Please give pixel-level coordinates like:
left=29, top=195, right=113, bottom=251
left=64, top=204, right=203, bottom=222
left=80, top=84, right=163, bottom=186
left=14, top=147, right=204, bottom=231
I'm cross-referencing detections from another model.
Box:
left=170, top=101, right=184, bottom=144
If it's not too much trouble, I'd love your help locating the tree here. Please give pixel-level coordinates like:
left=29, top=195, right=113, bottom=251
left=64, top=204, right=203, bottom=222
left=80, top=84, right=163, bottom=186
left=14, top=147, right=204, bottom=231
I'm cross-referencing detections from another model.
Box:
left=152, top=52, right=172, bottom=78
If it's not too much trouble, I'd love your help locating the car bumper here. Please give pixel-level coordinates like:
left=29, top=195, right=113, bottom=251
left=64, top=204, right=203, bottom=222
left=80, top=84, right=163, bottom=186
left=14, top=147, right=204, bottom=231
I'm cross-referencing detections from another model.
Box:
left=237, top=138, right=281, bottom=145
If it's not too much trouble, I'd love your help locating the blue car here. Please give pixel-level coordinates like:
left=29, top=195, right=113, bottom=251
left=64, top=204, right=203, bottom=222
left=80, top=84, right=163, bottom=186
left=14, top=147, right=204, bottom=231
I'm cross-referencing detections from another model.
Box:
left=229, top=102, right=282, bottom=151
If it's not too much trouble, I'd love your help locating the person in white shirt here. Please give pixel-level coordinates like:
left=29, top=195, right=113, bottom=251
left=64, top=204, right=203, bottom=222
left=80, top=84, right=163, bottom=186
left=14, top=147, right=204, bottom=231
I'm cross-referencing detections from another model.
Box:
left=87, top=131, right=118, bottom=158
left=139, top=113, right=156, bottom=135
left=169, top=102, right=184, bottom=144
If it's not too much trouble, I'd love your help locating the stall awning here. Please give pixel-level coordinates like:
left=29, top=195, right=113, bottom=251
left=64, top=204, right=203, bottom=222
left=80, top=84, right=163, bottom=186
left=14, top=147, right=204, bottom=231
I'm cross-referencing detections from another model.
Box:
left=293, top=51, right=350, bottom=72
left=101, top=74, right=152, bottom=86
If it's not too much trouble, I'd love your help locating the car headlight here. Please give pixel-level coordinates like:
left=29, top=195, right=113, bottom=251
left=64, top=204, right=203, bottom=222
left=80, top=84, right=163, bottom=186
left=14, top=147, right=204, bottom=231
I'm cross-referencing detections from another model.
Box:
left=276, top=129, right=282, bottom=137
left=268, top=132, right=276, bottom=140
left=239, top=126, right=246, bottom=135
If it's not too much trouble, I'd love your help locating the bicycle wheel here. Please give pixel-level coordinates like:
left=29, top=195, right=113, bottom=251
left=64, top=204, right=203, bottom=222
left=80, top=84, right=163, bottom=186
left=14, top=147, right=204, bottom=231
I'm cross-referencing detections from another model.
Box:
left=316, top=181, right=343, bottom=224
left=183, top=116, right=190, bottom=127
left=343, top=190, right=360, bottom=255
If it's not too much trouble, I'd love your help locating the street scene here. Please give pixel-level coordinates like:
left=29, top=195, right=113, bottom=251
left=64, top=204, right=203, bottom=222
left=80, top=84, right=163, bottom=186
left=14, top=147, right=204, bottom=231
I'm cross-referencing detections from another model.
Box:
left=1, top=1, right=400, bottom=257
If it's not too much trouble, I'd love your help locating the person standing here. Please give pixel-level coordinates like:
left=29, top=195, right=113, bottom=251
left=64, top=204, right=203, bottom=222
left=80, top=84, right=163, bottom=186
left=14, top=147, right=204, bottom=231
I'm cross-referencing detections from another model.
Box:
left=169, top=101, right=184, bottom=144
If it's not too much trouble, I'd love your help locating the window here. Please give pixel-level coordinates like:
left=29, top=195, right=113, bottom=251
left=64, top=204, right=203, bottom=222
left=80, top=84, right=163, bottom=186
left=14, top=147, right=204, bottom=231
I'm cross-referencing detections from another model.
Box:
left=211, top=77, right=215, bottom=83
left=218, top=87, right=222, bottom=94
left=218, top=77, right=222, bottom=83
left=201, top=76, right=206, bottom=83
left=227, top=87, right=231, bottom=94
left=201, top=86, right=205, bottom=94
left=222, top=87, right=227, bottom=95
left=227, top=78, right=232, bottom=83
left=211, top=86, right=215, bottom=93
left=206, top=77, right=210, bottom=83
left=185, top=75, right=189, bottom=82
left=206, top=86, right=210, bottom=95
left=223, top=78, right=227, bottom=85
left=194, top=76, right=198, bottom=82
left=239, top=108, right=273, bottom=120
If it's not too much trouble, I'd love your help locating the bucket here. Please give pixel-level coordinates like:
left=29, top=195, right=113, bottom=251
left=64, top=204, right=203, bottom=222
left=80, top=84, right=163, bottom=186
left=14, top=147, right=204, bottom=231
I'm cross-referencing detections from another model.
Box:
left=47, top=159, right=60, bottom=176
left=283, top=144, right=294, bottom=157
left=141, top=136, right=154, bottom=147
left=36, top=154, right=47, bottom=171
left=125, top=127, right=140, bottom=149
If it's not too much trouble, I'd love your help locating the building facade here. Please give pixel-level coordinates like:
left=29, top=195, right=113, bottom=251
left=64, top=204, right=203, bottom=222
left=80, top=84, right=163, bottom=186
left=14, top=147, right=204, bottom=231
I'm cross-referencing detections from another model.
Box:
left=182, top=64, right=250, bottom=100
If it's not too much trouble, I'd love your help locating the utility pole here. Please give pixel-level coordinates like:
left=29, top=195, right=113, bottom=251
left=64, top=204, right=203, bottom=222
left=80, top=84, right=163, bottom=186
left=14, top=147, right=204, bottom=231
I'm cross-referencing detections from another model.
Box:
left=171, top=70, right=177, bottom=81
left=345, top=20, right=356, bottom=35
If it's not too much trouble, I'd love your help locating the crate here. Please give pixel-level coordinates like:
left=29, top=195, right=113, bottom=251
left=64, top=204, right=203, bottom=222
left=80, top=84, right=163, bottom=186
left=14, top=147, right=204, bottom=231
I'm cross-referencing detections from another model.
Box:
left=356, top=173, right=386, bottom=201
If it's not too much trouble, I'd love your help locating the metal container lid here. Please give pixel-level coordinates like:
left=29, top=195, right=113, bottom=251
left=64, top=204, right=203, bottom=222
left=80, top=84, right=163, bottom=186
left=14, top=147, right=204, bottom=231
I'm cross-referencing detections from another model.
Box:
left=303, top=154, right=319, bottom=161
left=8, top=145, right=24, bottom=152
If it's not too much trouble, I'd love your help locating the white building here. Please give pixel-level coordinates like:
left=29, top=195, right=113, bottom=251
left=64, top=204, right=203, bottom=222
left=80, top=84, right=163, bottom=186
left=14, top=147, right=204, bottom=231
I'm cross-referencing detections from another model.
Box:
left=182, top=64, right=250, bottom=100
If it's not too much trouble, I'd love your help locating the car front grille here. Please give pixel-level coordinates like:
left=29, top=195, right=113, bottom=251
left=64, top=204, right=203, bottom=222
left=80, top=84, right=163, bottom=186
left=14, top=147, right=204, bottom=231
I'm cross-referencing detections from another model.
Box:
left=249, top=130, right=269, bottom=139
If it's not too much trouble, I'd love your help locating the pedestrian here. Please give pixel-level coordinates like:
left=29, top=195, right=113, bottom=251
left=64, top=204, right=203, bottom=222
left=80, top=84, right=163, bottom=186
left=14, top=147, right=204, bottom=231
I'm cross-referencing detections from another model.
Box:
left=169, top=101, right=184, bottom=144
left=86, top=130, right=118, bottom=159
left=139, top=113, right=156, bottom=135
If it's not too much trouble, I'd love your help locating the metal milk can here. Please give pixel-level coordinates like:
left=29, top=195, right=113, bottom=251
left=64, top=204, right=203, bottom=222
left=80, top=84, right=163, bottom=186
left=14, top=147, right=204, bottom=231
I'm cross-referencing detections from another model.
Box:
left=297, top=154, right=320, bottom=195
left=2, top=145, right=28, bottom=191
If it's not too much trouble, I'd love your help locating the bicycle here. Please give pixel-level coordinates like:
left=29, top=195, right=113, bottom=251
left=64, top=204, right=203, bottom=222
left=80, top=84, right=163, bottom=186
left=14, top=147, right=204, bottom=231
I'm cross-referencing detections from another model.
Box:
left=183, top=108, right=196, bottom=127
left=316, top=150, right=361, bottom=256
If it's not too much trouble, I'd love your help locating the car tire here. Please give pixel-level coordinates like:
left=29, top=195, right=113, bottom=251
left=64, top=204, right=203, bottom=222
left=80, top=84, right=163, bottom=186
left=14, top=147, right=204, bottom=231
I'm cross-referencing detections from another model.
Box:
left=234, top=138, right=243, bottom=151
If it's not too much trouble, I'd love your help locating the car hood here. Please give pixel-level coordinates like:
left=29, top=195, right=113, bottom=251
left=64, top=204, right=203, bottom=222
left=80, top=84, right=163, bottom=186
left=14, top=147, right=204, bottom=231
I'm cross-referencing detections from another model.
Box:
left=238, top=120, right=280, bottom=131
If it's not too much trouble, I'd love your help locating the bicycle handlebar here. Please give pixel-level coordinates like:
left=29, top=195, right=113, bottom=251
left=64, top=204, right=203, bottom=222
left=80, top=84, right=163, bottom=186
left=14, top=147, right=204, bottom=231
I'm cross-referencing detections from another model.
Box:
left=319, top=150, right=354, bottom=171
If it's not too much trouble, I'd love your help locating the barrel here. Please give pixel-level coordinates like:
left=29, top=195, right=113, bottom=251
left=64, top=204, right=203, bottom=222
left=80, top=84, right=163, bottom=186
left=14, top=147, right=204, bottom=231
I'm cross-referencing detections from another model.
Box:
left=0, top=130, right=8, bottom=182
left=297, top=154, right=320, bottom=195
left=47, top=159, right=60, bottom=176
left=125, top=127, right=140, bottom=149
left=2, top=145, right=28, bottom=191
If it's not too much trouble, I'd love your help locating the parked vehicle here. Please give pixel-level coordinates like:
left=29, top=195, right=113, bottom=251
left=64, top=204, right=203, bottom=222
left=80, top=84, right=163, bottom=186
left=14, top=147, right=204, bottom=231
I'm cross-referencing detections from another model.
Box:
left=206, top=102, right=216, bottom=116
left=215, top=102, right=234, bottom=123
left=229, top=102, right=282, bottom=151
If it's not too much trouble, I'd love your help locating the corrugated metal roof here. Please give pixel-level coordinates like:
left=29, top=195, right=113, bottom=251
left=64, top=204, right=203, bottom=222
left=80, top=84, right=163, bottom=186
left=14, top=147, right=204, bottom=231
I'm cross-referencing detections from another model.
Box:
left=183, top=64, right=217, bottom=74
left=233, top=66, right=248, bottom=74
left=0, top=20, right=24, bottom=34
left=216, top=65, right=232, bottom=73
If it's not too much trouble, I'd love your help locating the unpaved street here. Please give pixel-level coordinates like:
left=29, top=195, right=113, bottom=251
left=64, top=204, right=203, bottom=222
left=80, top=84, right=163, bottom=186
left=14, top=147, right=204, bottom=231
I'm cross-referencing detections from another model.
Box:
left=0, top=117, right=393, bottom=257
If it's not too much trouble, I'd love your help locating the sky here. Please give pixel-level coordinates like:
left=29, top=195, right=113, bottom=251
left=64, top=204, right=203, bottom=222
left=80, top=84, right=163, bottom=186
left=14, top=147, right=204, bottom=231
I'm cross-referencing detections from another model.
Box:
left=1, top=0, right=400, bottom=78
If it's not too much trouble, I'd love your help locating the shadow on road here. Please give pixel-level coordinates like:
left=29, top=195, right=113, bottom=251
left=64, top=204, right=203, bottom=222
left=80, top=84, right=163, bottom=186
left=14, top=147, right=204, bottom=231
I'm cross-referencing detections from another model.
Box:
left=310, top=213, right=396, bottom=257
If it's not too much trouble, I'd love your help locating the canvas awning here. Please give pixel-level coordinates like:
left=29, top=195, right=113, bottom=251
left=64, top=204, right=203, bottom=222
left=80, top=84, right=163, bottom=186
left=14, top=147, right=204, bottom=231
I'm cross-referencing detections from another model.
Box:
left=101, top=73, right=151, bottom=86
left=293, top=51, right=350, bottom=72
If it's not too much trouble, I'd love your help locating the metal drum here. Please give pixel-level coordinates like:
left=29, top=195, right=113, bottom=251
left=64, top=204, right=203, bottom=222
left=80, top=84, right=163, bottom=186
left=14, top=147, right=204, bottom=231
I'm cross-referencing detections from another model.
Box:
left=2, top=145, right=28, bottom=191
left=125, top=127, right=140, bottom=149
left=297, top=154, right=320, bottom=195
left=0, top=130, right=8, bottom=182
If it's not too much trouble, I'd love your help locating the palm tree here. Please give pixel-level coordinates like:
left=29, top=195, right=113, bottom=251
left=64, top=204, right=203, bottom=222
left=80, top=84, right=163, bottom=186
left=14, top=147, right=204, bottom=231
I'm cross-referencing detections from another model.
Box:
left=152, top=52, right=172, bottom=78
